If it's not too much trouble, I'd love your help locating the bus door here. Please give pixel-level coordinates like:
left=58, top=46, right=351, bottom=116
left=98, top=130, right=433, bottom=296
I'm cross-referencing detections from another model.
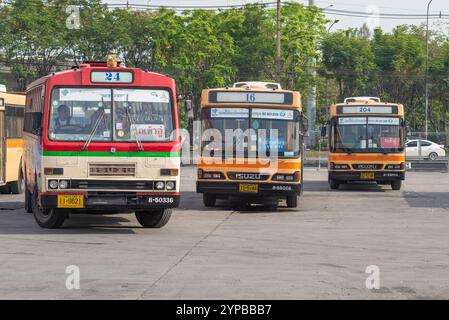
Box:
left=0, top=109, right=5, bottom=184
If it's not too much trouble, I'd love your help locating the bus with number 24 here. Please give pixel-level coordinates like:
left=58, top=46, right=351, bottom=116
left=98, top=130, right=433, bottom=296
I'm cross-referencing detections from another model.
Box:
left=23, top=56, right=181, bottom=228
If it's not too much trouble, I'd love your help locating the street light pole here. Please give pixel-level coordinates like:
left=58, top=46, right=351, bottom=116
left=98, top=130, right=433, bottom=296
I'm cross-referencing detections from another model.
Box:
left=275, top=0, right=281, bottom=84
left=327, top=19, right=339, bottom=32
left=425, top=0, right=433, bottom=139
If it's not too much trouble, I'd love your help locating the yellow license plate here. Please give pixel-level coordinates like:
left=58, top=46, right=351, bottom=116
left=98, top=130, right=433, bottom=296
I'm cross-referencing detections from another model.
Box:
left=57, top=195, right=84, bottom=208
left=360, top=172, right=375, bottom=180
left=239, top=184, right=258, bottom=193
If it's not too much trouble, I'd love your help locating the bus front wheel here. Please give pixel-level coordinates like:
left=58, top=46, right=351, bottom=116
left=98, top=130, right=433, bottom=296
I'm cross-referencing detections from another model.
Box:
left=32, top=187, right=67, bottom=228
left=329, top=179, right=340, bottom=190
left=286, top=195, right=298, bottom=208
left=25, top=187, right=33, bottom=213
left=10, top=166, right=25, bottom=194
left=135, top=209, right=172, bottom=228
left=391, top=180, right=402, bottom=191
left=203, top=194, right=216, bottom=207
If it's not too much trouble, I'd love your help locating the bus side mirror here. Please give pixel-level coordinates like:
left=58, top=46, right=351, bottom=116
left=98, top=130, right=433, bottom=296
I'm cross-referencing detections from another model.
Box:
left=301, top=115, right=309, bottom=135
left=320, top=126, right=327, bottom=137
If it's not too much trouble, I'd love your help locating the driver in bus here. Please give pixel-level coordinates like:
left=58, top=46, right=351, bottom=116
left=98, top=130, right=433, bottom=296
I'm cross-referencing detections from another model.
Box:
left=53, top=104, right=82, bottom=133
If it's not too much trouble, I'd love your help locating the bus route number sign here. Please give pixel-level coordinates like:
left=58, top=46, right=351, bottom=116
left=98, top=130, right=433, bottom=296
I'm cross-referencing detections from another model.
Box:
left=91, top=71, right=133, bottom=83
left=209, top=91, right=293, bottom=105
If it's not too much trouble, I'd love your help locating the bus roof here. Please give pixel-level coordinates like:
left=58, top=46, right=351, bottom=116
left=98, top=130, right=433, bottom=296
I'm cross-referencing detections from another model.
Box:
left=200, top=87, right=302, bottom=110
left=329, top=101, right=404, bottom=117
left=0, top=91, right=26, bottom=108
left=26, top=61, right=175, bottom=92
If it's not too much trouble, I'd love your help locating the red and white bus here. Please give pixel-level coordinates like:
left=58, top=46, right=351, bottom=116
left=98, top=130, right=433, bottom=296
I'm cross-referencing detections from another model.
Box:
left=23, top=57, right=181, bottom=228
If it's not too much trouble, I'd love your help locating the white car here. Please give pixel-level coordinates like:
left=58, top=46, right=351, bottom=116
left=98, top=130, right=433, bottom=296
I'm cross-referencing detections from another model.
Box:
left=406, top=139, right=446, bottom=160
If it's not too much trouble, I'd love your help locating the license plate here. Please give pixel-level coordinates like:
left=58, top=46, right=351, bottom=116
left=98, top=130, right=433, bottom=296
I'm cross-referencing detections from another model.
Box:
left=239, top=184, right=258, bottom=193
left=57, top=195, right=84, bottom=208
left=360, top=172, right=375, bottom=180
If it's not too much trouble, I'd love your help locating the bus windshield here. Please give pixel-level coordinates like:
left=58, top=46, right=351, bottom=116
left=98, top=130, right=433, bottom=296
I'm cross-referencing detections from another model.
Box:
left=48, top=87, right=174, bottom=142
left=202, top=107, right=300, bottom=158
left=331, top=117, right=404, bottom=153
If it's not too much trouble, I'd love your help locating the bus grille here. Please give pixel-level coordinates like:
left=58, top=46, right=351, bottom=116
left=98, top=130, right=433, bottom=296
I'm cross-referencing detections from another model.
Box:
left=70, top=180, right=154, bottom=190
left=352, top=164, right=383, bottom=170
left=227, top=172, right=270, bottom=180
left=89, top=164, right=136, bottom=177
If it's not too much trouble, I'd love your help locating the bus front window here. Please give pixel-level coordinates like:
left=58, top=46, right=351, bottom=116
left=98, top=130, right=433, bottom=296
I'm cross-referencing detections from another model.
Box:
left=332, top=117, right=403, bottom=153
left=113, top=89, right=174, bottom=142
left=201, top=107, right=300, bottom=158
left=49, top=88, right=112, bottom=141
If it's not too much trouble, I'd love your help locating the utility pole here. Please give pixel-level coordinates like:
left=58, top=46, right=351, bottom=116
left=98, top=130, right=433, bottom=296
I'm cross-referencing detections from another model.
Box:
left=275, top=0, right=281, bottom=84
left=425, top=0, right=433, bottom=139
left=306, top=0, right=317, bottom=148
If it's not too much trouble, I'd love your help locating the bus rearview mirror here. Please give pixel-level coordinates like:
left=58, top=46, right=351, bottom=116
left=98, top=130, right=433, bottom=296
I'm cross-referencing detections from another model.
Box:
left=320, top=126, right=327, bottom=137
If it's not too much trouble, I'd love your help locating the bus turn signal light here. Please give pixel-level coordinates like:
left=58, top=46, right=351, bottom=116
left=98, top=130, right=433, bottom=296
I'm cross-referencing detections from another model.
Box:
left=330, top=162, right=349, bottom=170
left=272, top=172, right=300, bottom=182
left=160, top=168, right=179, bottom=176
left=198, top=170, right=224, bottom=179
left=385, top=163, right=404, bottom=170
left=44, top=168, right=64, bottom=175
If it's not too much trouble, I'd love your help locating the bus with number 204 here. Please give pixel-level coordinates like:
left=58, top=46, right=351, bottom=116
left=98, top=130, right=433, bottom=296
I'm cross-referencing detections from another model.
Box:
left=326, top=97, right=406, bottom=190
left=23, top=56, right=181, bottom=229
left=197, top=82, right=308, bottom=209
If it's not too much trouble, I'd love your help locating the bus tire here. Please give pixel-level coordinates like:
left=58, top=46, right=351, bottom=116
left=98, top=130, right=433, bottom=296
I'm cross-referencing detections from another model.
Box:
left=135, top=209, right=172, bottom=228
left=203, top=194, right=216, bottom=207
left=391, top=180, right=402, bottom=191
left=0, top=184, right=10, bottom=194
left=32, top=187, right=67, bottom=229
left=10, top=166, right=25, bottom=194
left=286, top=195, right=298, bottom=208
left=25, top=187, right=33, bottom=213
left=329, top=179, right=340, bottom=190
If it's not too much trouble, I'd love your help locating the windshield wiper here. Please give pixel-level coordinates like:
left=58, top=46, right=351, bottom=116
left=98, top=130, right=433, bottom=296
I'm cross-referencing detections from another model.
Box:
left=124, top=95, right=144, bottom=151
left=81, top=106, right=106, bottom=151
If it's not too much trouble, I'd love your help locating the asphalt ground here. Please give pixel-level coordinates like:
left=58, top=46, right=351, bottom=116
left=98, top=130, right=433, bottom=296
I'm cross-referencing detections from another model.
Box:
left=0, top=167, right=448, bottom=299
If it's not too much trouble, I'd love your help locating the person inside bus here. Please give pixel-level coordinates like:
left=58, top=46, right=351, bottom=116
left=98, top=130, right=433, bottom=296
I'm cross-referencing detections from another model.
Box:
left=53, top=104, right=82, bottom=134
left=84, top=107, right=109, bottom=137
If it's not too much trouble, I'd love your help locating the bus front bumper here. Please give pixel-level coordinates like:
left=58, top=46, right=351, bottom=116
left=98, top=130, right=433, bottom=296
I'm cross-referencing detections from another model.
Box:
left=196, top=181, right=301, bottom=197
left=329, top=171, right=405, bottom=181
left=40, top=192, right=180, bottom=212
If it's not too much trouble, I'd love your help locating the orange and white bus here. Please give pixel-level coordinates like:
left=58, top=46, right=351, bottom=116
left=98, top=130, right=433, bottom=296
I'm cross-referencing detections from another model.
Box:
left=326, top=97, right=406, bottom=190
left=23, top=57, right=181, bottom=228
left=0, top=89, right=25, bottom=194
left=197, top=82, right=308, bottom=208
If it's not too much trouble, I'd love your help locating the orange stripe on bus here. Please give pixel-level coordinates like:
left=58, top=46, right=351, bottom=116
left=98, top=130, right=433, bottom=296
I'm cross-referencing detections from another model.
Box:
left=6, top=139, right=23, bottom=148
left=329, top=154, right=404, bottom=161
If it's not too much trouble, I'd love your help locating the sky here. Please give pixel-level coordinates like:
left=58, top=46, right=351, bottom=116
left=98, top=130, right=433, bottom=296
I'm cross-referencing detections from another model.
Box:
left=104, top=0, right=449, bottom=32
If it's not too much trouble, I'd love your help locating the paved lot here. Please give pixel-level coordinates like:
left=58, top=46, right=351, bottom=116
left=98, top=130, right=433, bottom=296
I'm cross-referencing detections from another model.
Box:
left=1, top=167, right=449, bottom=299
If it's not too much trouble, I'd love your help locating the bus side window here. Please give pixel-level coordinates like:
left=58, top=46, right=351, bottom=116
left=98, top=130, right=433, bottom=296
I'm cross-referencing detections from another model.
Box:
left=5, top=106, right=24, bottom=138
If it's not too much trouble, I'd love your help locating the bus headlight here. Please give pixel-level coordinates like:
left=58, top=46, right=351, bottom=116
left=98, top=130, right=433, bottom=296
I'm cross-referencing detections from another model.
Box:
left=59, top=180, right=69, bottom=189
left=155, top=181, right=165, bottom=190
left=48, top=180, right=58, bottom=189
left=166, top=181, right=176, bottom=190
